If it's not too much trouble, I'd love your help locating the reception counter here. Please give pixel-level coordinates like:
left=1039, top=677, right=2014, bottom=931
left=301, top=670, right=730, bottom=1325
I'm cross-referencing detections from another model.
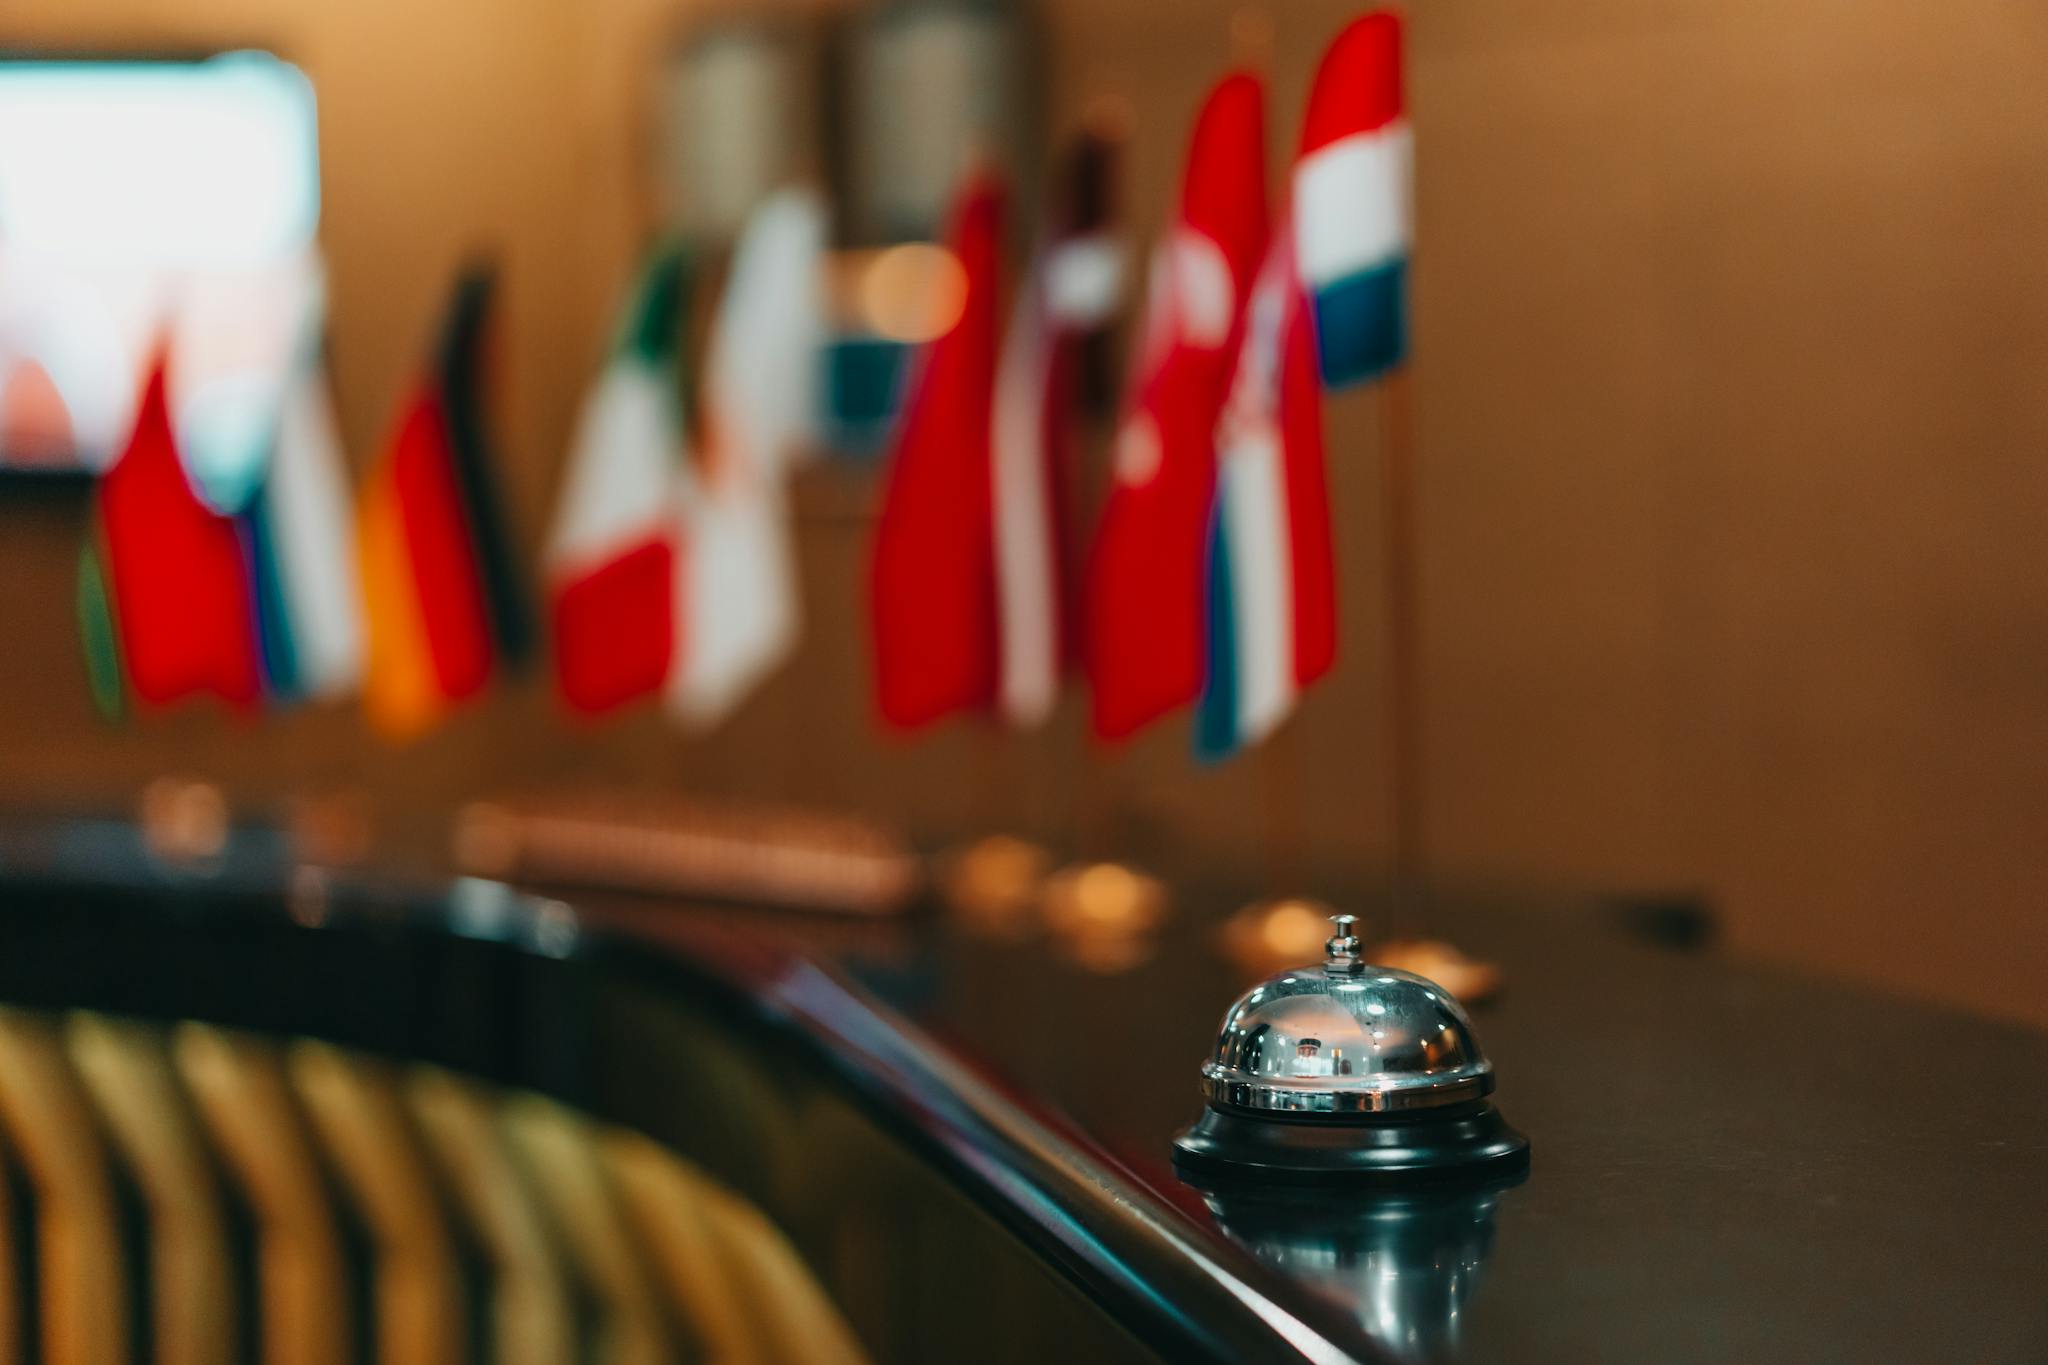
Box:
left=0, top=820, right=2040, bottom=1363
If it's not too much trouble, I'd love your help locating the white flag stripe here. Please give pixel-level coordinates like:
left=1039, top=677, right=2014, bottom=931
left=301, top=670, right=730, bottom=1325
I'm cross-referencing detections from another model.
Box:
left=1206, top=230, right=1310, bottom=752
left=1293, top=123, right=1412, bottom=287
left=705, top=194, right=827, bottom=470
left=1170, top=228, right=1239, bottom=350
left=268, top=347, right=363, bottom=697
left=668, top=479, right=797, bottom=723
left=1044, top=234, right=1125, bottom=326
left=1218, top=424, right=1296, bottom=745
left=546, top=364, right=680, bottom=579
left=992, top=284, right=1059, bottom=726
left=668, top=188, right=826, bottom=725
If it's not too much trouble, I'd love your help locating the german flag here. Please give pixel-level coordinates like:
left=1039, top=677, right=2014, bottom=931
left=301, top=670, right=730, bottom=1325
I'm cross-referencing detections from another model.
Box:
left=359, top=265, right=532, bottom=741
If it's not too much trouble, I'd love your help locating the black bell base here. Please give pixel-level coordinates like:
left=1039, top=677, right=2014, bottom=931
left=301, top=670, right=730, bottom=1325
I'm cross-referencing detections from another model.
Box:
left=1172, top=1099, right=1530, bottom=1186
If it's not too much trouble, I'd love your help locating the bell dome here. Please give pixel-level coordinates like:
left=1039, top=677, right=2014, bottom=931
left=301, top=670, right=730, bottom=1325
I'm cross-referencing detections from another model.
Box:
left=1174, top=915, right=1529, bottom=1183
left=1203, top=959, right=1492, bottom=1115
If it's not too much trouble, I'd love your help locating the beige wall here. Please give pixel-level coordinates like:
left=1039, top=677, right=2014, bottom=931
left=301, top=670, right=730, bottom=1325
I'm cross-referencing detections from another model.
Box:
left=1, top=0, right=2044, bottom=1026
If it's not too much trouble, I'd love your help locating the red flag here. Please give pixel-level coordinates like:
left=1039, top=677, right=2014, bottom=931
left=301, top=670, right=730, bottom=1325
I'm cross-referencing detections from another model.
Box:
left=869, top=173, right=1006, bottom=729
left=94, top=357, right=263, bottom=709
left=1086, top=73, right=1269, bottom=741
left=992, top=131, right=1121, bottom=728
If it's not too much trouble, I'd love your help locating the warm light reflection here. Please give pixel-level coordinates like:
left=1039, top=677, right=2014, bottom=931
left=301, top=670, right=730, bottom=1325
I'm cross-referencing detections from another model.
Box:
left=138, top=777, right=228, bottom=864
left=1040, top=860, right=1168, bottom=974
left=939, top=834, right=1051, bottom=938
left=1371, top=938, right=1503, bottom=1005
left=859, top=243, right=967, bottom=342
left=1219, top=896, right=1341, bottom=977
left=285, top=790, right=373, bottom=867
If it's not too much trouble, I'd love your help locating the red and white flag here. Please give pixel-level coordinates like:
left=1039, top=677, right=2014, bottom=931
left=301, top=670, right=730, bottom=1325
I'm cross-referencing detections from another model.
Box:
left=1194, top=216, right=1336, bottom=758
left=991, top=133, right=1121, bottom=727
left=1085, top=73, right=1269, bottom=742
left=1295, top=9, right=1411, bottom=386
left=870, top=172, right=1006, bottom=729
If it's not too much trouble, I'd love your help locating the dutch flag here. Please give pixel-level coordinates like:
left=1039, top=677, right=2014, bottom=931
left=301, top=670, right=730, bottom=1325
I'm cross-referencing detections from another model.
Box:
left=1293, top=10, right=1410, bottom=388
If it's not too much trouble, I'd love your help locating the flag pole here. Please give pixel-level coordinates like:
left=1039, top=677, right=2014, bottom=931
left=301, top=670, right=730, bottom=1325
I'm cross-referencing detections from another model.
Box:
left=1262, top=719, right=1304, bottom=894
left=1378, top=367, right=1425, bottom=932
left=1372, top=363, right=1502, bottom=1002
left=1229, top=5, right=1313, bottom=910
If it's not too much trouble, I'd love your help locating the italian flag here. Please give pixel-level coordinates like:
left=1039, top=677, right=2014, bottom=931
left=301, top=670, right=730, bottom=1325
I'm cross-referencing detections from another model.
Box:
left=545, top=248, right=691, bottom=718
left=1294, top=10, right=1411, bottom=388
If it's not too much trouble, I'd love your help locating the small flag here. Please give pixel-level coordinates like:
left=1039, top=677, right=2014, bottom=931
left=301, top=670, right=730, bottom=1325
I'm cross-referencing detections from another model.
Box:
left=1195, top=220, right=1336, bottom=759
left=438, top=265, right=536, bottom=671
left=545, top=247, right=690, bottom=717
left=992, top=132, right=1121, bottom=729
left=83, top=354, right=263, bottom=711
left=76, top=542, right=124, bottom=719
left=241, top=309, right=364, bottom=702
left=870, top=171, right=1006, bottom=730
left=1295, top=10, right=1411, bottom=387
left=358, top=270, right=526, bottom=740
left=359, top=383, right=491, bottom=739
left=670, top=189, right=827, bottom=727
left=1086, top=72, right=1269, bottom=742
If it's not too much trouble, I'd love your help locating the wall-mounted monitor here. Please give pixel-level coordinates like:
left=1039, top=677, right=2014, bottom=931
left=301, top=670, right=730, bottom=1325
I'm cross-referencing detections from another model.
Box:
left=0, top=50, right=320, bottom=499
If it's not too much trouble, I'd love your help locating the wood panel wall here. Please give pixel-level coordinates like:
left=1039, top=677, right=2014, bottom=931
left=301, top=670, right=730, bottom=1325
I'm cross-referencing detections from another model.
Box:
left=1, top=0, right=2043, bottom=1026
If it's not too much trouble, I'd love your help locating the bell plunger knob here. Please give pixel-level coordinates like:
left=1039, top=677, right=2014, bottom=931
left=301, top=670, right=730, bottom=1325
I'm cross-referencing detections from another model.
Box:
left=1323, top=913, right=1365, bottom=975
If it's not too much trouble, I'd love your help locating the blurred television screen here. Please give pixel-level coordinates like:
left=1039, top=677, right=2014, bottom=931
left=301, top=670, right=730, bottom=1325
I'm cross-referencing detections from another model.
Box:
left=0, top=50, right=319, bottom=500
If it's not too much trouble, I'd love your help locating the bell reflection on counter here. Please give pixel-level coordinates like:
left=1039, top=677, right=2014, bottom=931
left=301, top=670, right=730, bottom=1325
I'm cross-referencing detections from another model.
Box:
left=1174, top=914, right=1529, bottom=1182
left=1194, top=1173, right=1523, bottom=1363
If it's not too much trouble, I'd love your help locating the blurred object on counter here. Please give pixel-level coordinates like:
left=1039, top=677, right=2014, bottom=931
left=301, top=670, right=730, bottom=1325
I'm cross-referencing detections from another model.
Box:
left=813, top=240, right=964, bottom=460
left=453, top=795, right=920, bottom=916
left=1370, top=938, right=1502, bottom=1006
left=841, top=0, right=1028, bottom=244
left=937, top=834, right=1052, bottom=939
left=284, top=790, right=374, bottom=868
left=137, top=776, right=230, bottom=865
left=1216, top=895, right=1341, bottom=978
left=1040, top=860, right=1167, bottom=974
left=1605, top=892, right=1718, bottom=954
left=817, top=330, right=908, bottom=456
left=832, top=242, right=969, bottom=345
left=655, top=22, right=803, bottom=244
